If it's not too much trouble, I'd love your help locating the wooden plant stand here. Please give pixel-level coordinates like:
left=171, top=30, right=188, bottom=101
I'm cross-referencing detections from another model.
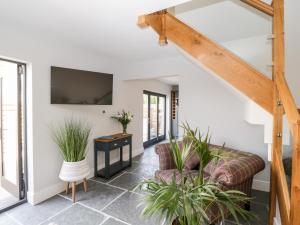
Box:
left=65, top=178, right=88, bottom=203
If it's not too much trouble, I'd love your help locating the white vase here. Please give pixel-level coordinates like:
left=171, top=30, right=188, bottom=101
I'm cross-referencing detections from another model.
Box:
left=59, top=159, right=90, bottom=182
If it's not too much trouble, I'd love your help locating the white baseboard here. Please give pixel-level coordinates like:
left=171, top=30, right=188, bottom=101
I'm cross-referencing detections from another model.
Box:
left=27, top=148, right=144, bottom=205
left=252, top=179, right=270, bottom=192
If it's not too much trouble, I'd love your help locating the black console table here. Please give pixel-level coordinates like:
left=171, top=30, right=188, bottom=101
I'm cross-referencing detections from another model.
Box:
left=94, top=133, right=132, bottom=179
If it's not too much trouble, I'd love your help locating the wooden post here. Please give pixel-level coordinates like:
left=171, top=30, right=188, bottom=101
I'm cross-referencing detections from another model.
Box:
left=72, top=181, right=76, bottom=203
left=159, top=10, right=168, bottom=46
left=83, top=178, right=88, bottom=193
left=291, top=123, right=300, bottom=225
left=65, top=182, right=70, bottom=195
left=269, top=0, right=284, bottom=224
left=269, top=88, right=283, bottom=225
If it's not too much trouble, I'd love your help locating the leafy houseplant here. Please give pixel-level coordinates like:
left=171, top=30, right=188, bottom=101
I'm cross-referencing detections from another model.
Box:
left=111, top=110, right=133, bottom=134
left=139, top=123, right=254, bottom=225
left=52, top=119, right=91, bottom=182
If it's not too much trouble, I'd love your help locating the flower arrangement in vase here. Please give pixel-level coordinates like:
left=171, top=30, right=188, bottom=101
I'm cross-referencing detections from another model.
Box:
left=111, top=110, right=133, bottom=134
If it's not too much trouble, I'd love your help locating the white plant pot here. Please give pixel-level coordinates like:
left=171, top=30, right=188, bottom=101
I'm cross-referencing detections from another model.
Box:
left=59, top=159, right=90, bottom=182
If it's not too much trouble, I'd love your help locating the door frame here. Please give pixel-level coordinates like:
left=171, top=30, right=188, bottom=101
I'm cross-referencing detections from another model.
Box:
left=143, top=90, right=166, bottom=148
left=0, top=58, right=27, bottom=212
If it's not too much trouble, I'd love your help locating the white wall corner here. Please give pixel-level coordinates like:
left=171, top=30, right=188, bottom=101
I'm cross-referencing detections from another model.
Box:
left=252, top=179, right=270, bottom=192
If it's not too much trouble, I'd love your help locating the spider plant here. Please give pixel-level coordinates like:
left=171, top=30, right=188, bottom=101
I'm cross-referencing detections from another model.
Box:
left=139, top=123, right=255, bottom=225
left=52, top=119, right=91, bottom=162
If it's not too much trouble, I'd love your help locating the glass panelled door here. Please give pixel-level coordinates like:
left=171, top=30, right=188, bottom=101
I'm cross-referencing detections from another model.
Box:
left=0, top=59, right=26, bottom=211
left=143, top=91, right=166, bottom=148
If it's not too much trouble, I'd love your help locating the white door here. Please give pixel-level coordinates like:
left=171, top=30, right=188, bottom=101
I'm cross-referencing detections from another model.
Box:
left=0, top=60, right=25, bottom=200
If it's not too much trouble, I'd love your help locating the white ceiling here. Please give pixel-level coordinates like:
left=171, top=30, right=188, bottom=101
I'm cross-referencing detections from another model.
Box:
left=158, top=76, right=179, bottom=85
left=176, top=0, right=272, bottom=42
left=0, top=0, right=272, bottom=61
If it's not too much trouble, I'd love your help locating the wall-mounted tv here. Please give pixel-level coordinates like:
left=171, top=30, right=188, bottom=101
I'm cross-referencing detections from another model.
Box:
left=51, top=66, right=113, bottom=105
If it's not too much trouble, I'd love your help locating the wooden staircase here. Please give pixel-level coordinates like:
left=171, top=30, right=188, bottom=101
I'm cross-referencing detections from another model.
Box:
left=138, top=1, right=300, bottom=225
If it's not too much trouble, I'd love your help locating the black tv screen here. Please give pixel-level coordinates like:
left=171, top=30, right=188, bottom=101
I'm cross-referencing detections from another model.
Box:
left=51, top=66, right=113, bottom=105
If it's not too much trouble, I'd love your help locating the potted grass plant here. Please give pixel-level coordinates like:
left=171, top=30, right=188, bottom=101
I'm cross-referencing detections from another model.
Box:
left=139, top=123, right=254, bottom=225
left=52, top=119, right=91, bottom=183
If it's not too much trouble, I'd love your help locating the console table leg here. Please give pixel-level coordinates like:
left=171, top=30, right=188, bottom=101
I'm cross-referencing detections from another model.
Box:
left=120, top=147, right=123, bottom=163
left=105, top=151, right=110, bottom=179
left=129, top=142, right=132, bottom=166
left=94, top=149, right=97, bottom=177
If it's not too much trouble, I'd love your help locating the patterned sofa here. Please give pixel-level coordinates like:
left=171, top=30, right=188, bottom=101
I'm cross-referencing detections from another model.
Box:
left=155, top=142, right=266, bottom=224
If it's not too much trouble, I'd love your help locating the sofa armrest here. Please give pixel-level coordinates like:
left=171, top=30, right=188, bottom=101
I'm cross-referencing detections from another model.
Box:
left=155, top=143, right=176, bottom=170
left=210, top=155, right=265, bottom=187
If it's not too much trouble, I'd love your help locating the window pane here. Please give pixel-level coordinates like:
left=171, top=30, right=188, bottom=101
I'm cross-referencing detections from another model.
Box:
left=149, top=95, right=158, bottom=139
left=143, top=94, right=148, bottom=142
left=158, top=97, right=165, bottom=136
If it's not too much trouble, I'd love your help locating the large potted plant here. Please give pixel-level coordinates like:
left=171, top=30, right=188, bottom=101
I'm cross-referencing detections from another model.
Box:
left=139, top=124, right=254, bottom=225
left=52, top=119, right=91, bottom=202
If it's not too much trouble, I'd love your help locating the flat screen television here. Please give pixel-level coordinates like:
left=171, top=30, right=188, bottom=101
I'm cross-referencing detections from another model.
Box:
left=51, top=66, right=113, bottom=105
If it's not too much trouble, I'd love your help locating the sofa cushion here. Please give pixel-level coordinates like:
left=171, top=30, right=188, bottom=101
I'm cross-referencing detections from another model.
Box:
left=204, top=145, right=253, bottom=175
left=210, top=155, right=265, bottom=186
left=155, top=142, right=200, bottom=170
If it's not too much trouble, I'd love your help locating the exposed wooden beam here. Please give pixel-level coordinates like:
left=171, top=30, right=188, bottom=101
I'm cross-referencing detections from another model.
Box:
left=269, top=88, right=282, bottom=225
left=241, top=0, right=274, bottom=16
left=137, top=15, right=149, bottom=28
left=275, top=151, right=291, bottom=225
left=291, top=123, right=300, bottom=225
left=139, top=12, right=273, bottom=113
left=159, top=11, right=168, bottom=46
left=272, top=0, right=300, bottom=224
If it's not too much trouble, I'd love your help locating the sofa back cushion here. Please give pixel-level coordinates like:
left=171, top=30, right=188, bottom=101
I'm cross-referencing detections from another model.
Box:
left=209, top=155, right=265, bottom=186
left=155, top=142, right=200, bottom=170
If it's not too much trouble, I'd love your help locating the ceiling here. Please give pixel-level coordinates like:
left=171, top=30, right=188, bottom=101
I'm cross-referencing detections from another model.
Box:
left=0, top=0, right=272, bottom=61
left=158, top=76, right=179, bottom=86
left=176, top=0, right=272, bottom=42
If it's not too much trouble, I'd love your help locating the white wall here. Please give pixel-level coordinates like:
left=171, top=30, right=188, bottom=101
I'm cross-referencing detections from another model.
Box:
left=0, top=25, right=172, bottom=204
left=285, top=0, right=300, bottom=106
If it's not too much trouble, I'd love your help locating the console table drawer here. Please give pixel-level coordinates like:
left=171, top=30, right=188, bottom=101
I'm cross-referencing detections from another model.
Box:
left=109, top=139, right=129, bottom=150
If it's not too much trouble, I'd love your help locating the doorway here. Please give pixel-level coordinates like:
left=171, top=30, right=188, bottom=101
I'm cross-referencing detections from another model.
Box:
left=143, top=91, right=166, bottom=148
left=0, top=59, right=26, bottom=212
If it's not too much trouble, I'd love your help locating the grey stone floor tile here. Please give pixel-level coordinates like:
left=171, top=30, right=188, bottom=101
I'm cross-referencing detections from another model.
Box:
left=103, top=192, right=159, bottom=225
left=40, top=204, right=105, bottom=225
left=125, top=162, right=140, bottom=173
left=108, top=172, right=145, bottom=191
left=90, top=172, right=126, bottom=184
left=227, top=202, right=268, bottom=225
left=60, top=180, right=125, bottom=211
left=0, top=213, right=19, bottom=225
left=6, top=196, right=71, bottom=225
left=102, top=217, right=128, bottom=225
left=130, top=164, right=157, bottom=179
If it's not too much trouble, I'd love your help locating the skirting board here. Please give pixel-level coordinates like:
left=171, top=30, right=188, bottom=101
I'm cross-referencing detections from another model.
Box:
left=252, top=179, right=270, bottom=192
left=27, top=147, right=144, bottom=205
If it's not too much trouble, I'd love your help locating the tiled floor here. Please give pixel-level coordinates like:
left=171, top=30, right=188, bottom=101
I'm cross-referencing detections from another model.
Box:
left=0, top=145, right=269, bottom=225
